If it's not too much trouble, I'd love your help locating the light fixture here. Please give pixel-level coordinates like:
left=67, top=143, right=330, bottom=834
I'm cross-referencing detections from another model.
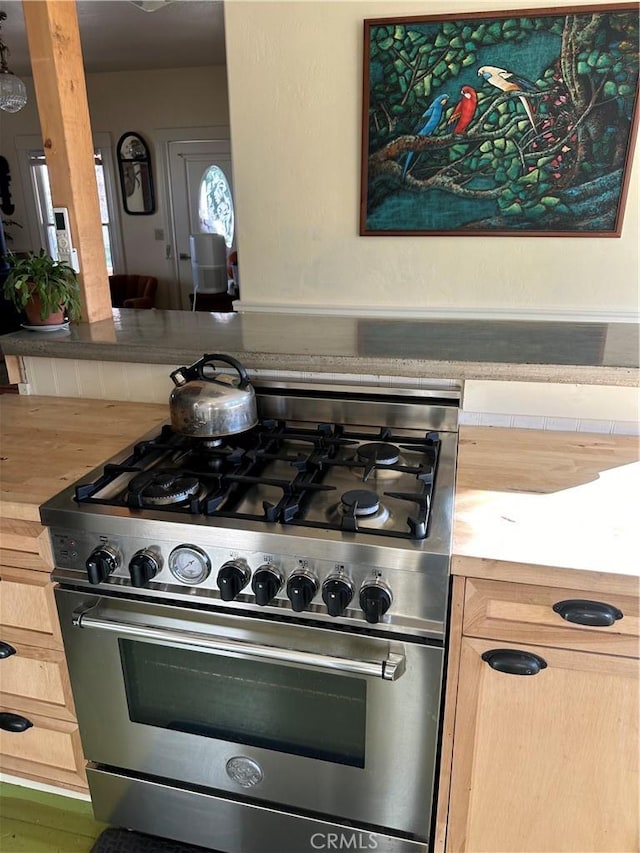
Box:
left=0, top=10, right=27, bottom=114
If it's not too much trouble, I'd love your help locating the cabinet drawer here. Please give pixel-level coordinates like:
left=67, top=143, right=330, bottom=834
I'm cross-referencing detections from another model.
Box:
left=0, top=641, right=75, bottom=721
left=464, top=578, right=639, bottom=657
left=0, top=518, right=53, bottom=572
left=0, top=566, right=62, bottom=648
left=0, top=705, right=86, bottom=791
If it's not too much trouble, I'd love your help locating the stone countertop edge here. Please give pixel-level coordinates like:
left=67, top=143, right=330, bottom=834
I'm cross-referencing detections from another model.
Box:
left=3, top=345, right=638, bottom=386
left=1, top=309, right=638, bottom=387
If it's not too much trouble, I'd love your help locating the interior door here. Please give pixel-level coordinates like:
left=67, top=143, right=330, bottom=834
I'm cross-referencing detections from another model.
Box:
left=168, top=140, right=234, bottom=310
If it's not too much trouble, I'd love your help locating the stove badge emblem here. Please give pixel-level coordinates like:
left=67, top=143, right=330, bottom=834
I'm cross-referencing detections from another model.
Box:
left=225, top=756, right=264, bottom=788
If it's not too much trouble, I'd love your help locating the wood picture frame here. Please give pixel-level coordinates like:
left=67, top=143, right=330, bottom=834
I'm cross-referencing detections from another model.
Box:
left=360, top=4, right=640, bottom=237
left=116, top=132, right=155, bottom=216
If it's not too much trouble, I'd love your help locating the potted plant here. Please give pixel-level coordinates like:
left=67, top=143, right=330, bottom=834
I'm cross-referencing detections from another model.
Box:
left=2, top=250, right=82, bottom=326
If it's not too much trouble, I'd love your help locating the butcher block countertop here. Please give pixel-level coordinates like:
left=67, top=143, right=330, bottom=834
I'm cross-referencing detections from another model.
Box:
left=453, top=426, right=639, bottom=596
left=0, top=396, right=166, bottom=522
left=0, top=397, right=637, bottom=595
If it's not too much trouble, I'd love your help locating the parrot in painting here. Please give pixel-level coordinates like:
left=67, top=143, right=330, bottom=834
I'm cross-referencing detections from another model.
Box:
left=477, top=65, right=538, bottom=130
left=447, top=85, right=478, bottom=134
left=402, top=94, right=450, bottom=180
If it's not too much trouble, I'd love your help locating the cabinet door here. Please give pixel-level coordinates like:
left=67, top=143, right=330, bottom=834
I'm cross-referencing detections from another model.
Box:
left=447, top=638, right=638, bottom=853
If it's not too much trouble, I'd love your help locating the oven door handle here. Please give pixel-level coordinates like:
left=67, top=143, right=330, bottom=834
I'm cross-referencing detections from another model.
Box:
left=72, top=610, right=406, bottom=681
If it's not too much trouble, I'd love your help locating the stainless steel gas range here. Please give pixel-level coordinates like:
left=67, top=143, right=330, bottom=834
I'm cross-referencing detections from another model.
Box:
left=42, top=378, right=459, bottom=853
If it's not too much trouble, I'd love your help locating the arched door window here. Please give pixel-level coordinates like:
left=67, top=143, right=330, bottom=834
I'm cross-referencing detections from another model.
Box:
left=198, top=165, right=234, bottom=248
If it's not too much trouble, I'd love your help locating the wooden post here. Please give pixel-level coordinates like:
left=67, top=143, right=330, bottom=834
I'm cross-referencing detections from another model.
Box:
left=22, top=0, right=112, bottom=323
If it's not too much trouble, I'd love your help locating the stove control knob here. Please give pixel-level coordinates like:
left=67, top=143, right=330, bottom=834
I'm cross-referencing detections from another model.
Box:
left=86, top=545, right=120, bottom=585
left=286, top=570, right=318, bottom=613
left=359, top=580, right=393, bottom=624
left=217, top=560, right=250, bottom=601
left=322, top=575, right=354, bottom=617
left=129, top=549, right=161, bottom=588
left=252, top=564, right=283, bottom=606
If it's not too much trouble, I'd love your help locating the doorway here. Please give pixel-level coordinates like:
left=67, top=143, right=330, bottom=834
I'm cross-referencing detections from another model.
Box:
left=167, top=138, right=234, bottom=310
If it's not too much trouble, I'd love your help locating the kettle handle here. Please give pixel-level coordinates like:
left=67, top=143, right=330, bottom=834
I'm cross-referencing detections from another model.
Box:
left=170, top=354, right=251, bottom=388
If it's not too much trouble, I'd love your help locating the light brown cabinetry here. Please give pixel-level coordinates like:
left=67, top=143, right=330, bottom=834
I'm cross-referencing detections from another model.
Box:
left=0, top=551, right=87, bottom=791
left=442, top=576, right=639, bottom=853
left=0, top=464, right=89, bottom=788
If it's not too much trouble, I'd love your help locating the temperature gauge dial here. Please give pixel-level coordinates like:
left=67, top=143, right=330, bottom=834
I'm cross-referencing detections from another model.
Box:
left=168, top=545, right=211, bottom=585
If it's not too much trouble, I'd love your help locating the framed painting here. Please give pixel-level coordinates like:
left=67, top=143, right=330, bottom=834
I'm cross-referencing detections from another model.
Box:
left=360, top=4, right=640, bottom=236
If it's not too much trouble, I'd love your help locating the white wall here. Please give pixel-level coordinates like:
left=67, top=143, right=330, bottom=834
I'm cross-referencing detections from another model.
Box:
left=224, top=0, right=640, bottom=319
left=0, top=65, right=230, bottom=309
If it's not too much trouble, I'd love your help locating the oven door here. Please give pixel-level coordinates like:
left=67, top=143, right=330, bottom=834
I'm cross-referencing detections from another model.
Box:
left=55, top=588, right=443, bottom=840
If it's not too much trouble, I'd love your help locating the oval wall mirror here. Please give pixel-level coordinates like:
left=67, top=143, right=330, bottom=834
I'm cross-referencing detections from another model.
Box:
left=117, top=132, right=155, bottom=215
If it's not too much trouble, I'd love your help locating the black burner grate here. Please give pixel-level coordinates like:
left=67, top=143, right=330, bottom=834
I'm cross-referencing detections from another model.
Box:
left=74, top=422, right=440, bottom=540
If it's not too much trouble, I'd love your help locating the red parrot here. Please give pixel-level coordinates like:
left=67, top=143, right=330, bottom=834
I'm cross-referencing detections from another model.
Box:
left=448, top=85, right=478, bottom=134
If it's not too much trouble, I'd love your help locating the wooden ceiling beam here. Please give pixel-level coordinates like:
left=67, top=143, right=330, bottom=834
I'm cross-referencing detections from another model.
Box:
left=22, top=0, right=111, bottom=323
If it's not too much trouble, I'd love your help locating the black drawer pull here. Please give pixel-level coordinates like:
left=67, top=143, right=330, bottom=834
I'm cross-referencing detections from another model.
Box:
left=0, top=712, right=33, bottom=732
left=0, top=641, right=16, bottom=659
left=482, top=649, right=547, bottom=676
left=553, top=599, right=622, bottom=627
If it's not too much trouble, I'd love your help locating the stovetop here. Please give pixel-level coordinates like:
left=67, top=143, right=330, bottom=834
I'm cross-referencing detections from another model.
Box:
left=42, top=382, right=459, bottom=638
left=75, top=421, right=441, bottom=541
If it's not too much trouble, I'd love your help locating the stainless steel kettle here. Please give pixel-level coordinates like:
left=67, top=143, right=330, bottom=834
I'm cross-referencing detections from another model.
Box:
left=169, top=354, right=258, bottom=438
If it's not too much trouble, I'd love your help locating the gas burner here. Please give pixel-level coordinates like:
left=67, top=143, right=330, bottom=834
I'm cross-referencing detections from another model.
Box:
left=197, top=438, right=225, bottom=450
left=341, top=489, right=380, bottom=516
left=185, top=441, right=235, bottom=472
left=127, top=471, right=202, bottom=507
left=350, top=442, right=404, bottom=482
left=357, top=442, right=400, bottom=466
left=332, top=489, right=391, bottom=529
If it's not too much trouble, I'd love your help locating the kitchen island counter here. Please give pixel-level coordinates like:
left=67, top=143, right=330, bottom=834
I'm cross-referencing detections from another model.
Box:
left=1, top=397, right=637, bottom=592
left=1, top=309, right=638, bottom=386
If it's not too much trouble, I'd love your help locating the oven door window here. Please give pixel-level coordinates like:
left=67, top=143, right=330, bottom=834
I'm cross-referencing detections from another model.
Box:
left=119, top=639, right=366, bottom=768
